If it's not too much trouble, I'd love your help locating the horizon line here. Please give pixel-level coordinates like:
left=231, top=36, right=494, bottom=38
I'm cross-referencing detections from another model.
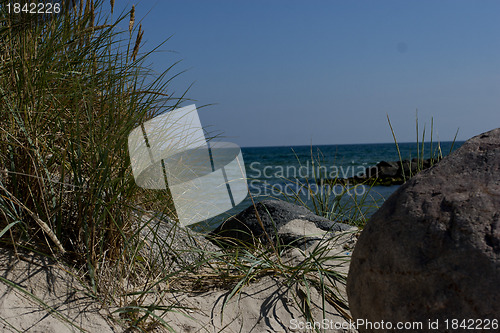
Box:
left=239, top=140, right=465, bottom=149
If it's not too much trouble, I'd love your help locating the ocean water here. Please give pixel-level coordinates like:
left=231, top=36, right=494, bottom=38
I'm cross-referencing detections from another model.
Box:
left=193, top=141, right=463, bottom=231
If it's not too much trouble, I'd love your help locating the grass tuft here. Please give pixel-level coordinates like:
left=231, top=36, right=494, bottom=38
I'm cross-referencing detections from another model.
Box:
left=387, top=111, right=459, bottom=181
left=0, top=0, right=189, bottom=330
left=268, top=147, right=380, bottom=228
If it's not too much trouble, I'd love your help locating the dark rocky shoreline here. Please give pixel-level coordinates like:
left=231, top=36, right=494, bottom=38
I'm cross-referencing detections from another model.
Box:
left=320, top=157, right=442, bottom=186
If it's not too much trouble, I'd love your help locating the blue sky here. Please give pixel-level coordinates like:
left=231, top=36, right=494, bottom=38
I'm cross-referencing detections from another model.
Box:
left=113, top=0, right=499, bottom=147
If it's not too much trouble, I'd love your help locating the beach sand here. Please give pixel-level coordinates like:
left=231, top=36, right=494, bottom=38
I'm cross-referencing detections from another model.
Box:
left=0, top=230, right=357, bottom=333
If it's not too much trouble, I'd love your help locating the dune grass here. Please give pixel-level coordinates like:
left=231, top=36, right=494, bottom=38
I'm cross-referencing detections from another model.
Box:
left=203, top=234, right=353, bottom=327
left=387, top=112, right=459, bottom=182
left=0, top=0, right=190, bottom=330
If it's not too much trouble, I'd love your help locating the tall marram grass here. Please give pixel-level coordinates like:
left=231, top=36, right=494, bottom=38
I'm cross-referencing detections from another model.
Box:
left=387, top=112, right=459, bottom=182
left=0, top=0, right=182, bottom=303
left=270, top=147, right=381, bottom=228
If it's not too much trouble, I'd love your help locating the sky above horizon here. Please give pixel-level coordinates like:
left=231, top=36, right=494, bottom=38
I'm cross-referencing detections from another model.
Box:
left=113, top=0, right=499, bottom=147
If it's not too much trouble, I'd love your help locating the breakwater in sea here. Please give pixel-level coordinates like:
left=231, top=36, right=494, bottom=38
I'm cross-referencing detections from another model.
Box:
left=194, top=141, right=462, bottom=230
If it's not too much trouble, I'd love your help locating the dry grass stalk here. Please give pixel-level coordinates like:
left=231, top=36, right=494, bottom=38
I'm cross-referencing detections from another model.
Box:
left=82, top=24, right=112, bottom=34
left=79, top=0, right=83, bottom=18
left=0, top=183, right=66, bottom=254
left=129, top=5, right=135, bottom=34
left=90, top=0, right=95, bottom=27
left=132, top=24, right=143, bottom=61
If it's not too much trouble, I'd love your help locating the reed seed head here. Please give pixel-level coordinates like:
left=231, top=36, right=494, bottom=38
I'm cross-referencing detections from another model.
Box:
left=129, top=5, right=135, bottom=34
left=132, top=24, right=143, bottom=61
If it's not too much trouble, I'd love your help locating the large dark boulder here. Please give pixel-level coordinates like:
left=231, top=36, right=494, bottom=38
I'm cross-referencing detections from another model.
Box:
left=325, top=157, right=442, bottom=186
left=347, top=128, right=500, bottom=333
left=210, top=200, right=352, bottom=248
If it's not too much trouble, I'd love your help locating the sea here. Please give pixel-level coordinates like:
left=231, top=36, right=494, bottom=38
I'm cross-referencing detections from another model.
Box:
left=192, top=141, right=463, bottom=231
